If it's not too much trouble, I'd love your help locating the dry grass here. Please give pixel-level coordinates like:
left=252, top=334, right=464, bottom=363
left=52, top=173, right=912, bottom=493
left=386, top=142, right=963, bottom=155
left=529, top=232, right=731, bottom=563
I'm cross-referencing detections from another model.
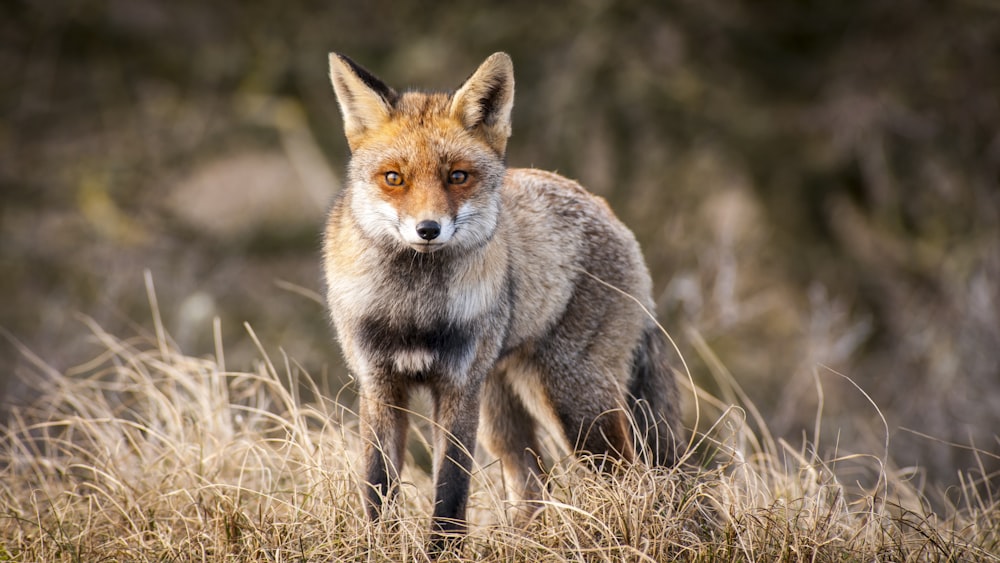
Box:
left=2, top=288, right=998, bottom=561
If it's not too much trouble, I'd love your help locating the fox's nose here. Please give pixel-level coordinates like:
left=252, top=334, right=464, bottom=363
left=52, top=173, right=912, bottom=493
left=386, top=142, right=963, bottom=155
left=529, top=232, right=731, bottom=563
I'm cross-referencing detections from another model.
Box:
left=415, top=220, right=441, bottom=241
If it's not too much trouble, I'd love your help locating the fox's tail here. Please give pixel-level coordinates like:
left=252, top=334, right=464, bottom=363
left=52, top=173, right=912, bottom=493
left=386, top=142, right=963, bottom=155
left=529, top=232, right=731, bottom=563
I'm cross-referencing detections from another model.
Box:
left=627, top=322, right=683, bottom=466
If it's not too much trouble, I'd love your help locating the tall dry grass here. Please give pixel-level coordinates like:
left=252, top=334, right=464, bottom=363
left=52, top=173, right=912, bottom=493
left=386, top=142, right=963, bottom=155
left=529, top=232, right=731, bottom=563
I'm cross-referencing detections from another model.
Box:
left=2, top=279, right=998, bottom=561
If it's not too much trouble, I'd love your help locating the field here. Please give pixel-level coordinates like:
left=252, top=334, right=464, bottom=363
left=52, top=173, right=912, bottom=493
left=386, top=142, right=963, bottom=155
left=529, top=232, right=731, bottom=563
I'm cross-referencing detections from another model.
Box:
left=3, top=2, right=1000, bottom=560
left=2, top=280, right=997, bottom=562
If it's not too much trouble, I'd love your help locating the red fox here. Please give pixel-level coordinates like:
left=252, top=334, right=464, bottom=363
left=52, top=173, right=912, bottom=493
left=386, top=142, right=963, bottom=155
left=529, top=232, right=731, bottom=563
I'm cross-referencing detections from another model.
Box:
left=323, top=52, right=681, bottom=547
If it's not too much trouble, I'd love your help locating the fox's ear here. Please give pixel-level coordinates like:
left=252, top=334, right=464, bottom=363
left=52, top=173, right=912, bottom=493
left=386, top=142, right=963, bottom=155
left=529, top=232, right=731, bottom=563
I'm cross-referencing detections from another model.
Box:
left=328, top=53, right=398, bottom=150
left=450, top=52, right=515, bottom=155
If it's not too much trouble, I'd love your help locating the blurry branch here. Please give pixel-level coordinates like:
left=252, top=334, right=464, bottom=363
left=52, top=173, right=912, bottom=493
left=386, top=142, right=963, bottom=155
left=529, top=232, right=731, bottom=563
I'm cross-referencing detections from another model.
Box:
left=274, top=279, right=324, bottom=306
left=899, top=428, right=1000, bottom=463
left=239, top=94, right=341, bottom=206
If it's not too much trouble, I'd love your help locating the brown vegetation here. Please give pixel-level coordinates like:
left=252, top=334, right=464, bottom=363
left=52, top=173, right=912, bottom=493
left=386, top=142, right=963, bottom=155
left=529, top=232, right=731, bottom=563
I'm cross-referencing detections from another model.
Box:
left=2, top=291, right=997, bottom=560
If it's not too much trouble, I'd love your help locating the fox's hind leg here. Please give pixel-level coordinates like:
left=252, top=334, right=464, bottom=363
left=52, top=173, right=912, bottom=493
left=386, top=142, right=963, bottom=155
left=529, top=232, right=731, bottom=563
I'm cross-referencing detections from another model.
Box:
left=480, top=368, right=547, bottom=523
left=543, top=369, right=635, bottom=469
left=527, top=275, right=639, bottom=469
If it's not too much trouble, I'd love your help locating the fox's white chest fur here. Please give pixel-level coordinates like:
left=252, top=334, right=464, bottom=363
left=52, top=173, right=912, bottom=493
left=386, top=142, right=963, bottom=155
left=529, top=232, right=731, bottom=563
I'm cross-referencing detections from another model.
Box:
left=324, top=229, right=511, bottom=385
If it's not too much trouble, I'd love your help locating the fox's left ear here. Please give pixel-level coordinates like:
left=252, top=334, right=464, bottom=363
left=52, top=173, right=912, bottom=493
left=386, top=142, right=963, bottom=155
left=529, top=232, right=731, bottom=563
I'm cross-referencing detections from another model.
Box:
left=450, top=52, right=515, bottom=155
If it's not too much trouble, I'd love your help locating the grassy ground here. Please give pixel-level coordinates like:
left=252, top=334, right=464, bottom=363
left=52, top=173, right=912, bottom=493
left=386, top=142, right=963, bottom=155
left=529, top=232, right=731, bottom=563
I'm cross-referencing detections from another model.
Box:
left=2, top=288, right=998, bottom=561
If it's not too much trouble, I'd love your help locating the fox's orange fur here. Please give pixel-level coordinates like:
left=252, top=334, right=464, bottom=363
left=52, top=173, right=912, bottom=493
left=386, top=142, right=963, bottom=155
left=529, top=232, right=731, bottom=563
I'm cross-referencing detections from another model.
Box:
left=323, top=52, right=681, bottom=549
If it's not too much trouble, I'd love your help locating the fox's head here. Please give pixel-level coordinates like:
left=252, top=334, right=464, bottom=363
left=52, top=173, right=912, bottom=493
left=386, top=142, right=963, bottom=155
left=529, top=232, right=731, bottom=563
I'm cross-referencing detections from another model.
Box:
left=328, top=52, right=514, bottom=254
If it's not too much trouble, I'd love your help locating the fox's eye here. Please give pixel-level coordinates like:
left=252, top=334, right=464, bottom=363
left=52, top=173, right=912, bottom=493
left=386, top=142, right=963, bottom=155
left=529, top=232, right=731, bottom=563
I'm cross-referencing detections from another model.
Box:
left=448, top=170, right=469, bottom=185
left=384, top=171, right=403, bottom=187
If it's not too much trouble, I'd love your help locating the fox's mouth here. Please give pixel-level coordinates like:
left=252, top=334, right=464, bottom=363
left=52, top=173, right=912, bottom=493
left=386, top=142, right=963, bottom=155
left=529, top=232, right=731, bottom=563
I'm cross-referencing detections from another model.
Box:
left=409, top=241, right=445, bottom=254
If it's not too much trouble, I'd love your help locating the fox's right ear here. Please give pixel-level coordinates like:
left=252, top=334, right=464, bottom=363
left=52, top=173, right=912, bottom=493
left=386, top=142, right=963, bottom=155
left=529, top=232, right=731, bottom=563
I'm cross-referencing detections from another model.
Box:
left=328, top=53, right=398, bottom=150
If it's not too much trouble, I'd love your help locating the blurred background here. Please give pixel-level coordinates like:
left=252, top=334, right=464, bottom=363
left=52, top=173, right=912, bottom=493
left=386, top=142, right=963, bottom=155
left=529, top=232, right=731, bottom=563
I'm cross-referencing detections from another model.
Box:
left=2, top=0, right=998, bottom=495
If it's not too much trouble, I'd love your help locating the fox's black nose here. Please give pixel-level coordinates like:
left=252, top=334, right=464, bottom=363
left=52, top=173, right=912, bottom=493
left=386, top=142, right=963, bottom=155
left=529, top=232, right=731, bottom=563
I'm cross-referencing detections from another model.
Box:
left=415, top=220, right=441, bottom=241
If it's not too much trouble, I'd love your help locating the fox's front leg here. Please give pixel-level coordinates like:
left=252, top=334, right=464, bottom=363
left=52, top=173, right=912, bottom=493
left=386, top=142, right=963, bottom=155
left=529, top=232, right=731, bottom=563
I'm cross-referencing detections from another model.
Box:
left=359, top=384, right=409, bottom=521
left=428, top=380, right=482, bottom=550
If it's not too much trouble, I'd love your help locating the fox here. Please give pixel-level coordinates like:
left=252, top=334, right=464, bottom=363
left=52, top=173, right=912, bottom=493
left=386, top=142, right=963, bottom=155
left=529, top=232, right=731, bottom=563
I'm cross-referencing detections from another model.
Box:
left=323, top=52, right=682, bottom=547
